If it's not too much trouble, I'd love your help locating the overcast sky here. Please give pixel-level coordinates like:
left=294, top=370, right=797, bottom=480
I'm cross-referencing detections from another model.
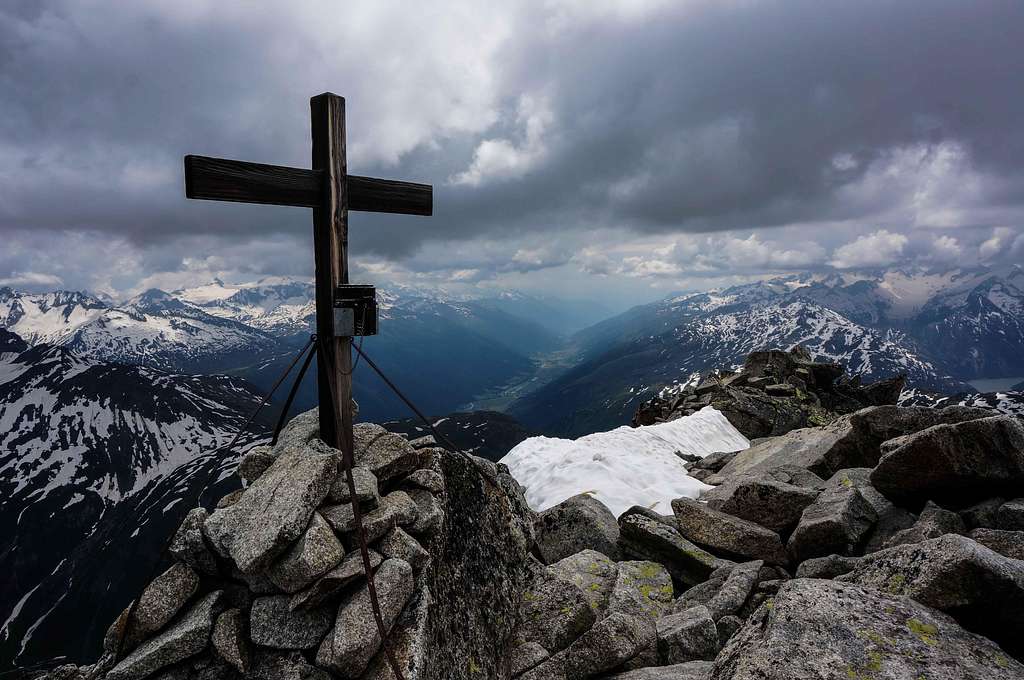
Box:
left=1, top=0, right=1022, bottom=308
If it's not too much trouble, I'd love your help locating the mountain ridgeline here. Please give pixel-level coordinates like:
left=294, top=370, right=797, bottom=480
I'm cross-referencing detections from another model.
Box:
left=509, top=265, right=1024, bottom=436
left=0, top=281, right=578, bottom=423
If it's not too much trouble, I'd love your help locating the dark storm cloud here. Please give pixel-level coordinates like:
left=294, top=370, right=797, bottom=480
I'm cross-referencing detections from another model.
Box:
left=0, top=0, right=1022, bottom=288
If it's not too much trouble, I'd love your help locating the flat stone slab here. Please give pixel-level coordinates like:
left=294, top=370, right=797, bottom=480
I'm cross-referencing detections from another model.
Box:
left=290, top=549, right=383, bottom=611
left=250, top=595, right=333, bottom=650
left=870, top=415, right=1024, bottom=507
left=619, top=512, right=729, bottom=586
left=321, top=491, right=419, bottom=544
left=266, top=511, right=345, bottom=593
left=204, top=440, right=338, bottom=574
left=672, top=498, right=788, bottom=565
left=700, top=475, right=819, bottom=533
left=712, top=578, right=1024, bottom=680
left=106, top=591, right=223, bottom=680
left=316, top=558, right=415, bottom=679
left=838, top=533, right=1024, bottom=659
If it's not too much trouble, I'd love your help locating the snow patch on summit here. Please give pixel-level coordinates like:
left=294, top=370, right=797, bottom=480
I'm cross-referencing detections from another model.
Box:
left=501, top=406, right=749, bottom=517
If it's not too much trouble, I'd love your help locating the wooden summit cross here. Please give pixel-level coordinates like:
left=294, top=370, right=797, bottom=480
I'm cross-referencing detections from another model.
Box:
left=183, top=92, right=432, bottom=454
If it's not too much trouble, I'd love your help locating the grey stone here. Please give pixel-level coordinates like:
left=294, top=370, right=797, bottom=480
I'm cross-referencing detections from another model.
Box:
left=672, top=498, right=788, bottom=565
left=290, top=549, right=383, bottom=611
left=608, top=560, right=674, bottom=621
left=700, top=475, right=819, bottom=533
left=203, top=440, right=338, bottom=574
left=517, top=653, right=566, bottom=680
left=673, top=565, right=732, bottom=613
left=316, top=558, right=415, bottom=678
left=618, top=513, right=728, bottom=586
left=408, top=434, right=437, bottom=449
left=794, top=554, right=861, bottom=579
left=407, top=488, right=443, bottom=536
left=883, top=500, right=965, bottom=548
left=510, top=642, right=549, bottom=677
left=715, top=615, right=742, bottom=647
left=250, top=595, right=332, bottom=649
left=377, top=527, right=430, bottom=572
left=960, top=497, right=1006, bottom=529
left=562, top=612, right=657, bottom=678
left=764, top=383, right=796, bottom=397
left=249, top=650, right=331, bottom=680
left=401, top=469, right=445, bottom=494
left=839, top=534, right=1024, bottom=659
left=169, top=508, right=219, bottom=577
left=237, top=446, right=275, bottom=484
left=354, top=431, right=420, bottom=483
left=760, top=464, right=826, bottom=490
left=266, top=512, right=345, bottom=593
left=210, top=609, right=249, bottom=675
left=787, top=470, right=877, bottom=563
left=657, top=606, right=719, bottom=665
left=690, top=451, right=739, bottom=472
left=111, top=563, right=200, bottom=651
left=229, top=565, right=280, bottom=595
left=327, top=466, right=379, bottom=507
left=871, top=415, right=1024, bottom=507
left=272, top=409, right=321, bottom=451
left=968, top=528, right=1024, bottom=560
left=321, top=491, right=419, bottom=543
left=711, top=578, right=1024, bottom=680
left=360, top=584, right=431, bottom=680
left=705, top=560, right=762, bottom=621
left=215, top=490, right=242, bottom=509
left=105, top=591, right=224, bottom=680
left=549, top=549, right=618, bottom=616
left=719, top=405, right=993, bottom=480
left=534, top=493, right=621, bottom=564
left=518, top=566, right=596, bottom=653
left=603, top=661, right=713, bottom=679
left=997, top=498, right=1024, bottom=530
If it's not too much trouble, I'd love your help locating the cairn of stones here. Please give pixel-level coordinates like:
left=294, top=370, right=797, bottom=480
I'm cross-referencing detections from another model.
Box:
left=43, top=409, right=535, bottom=680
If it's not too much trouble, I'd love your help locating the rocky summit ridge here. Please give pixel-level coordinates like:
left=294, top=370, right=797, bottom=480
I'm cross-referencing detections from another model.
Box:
left=35, top=349, right=1024, bottom=680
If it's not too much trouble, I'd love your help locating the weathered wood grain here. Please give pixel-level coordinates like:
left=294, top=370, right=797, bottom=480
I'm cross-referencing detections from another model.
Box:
left=184, top=155, right=430, bottom=215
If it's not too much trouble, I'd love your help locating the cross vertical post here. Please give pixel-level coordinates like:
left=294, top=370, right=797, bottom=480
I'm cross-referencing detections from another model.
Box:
left=183, top=92, right=431, bottom=459
left=310, top=93, right=350, bottom=452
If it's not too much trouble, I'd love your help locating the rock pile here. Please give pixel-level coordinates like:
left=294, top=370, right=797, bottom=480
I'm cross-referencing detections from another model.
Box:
left=41, top=409, right=534, bottom=680
left=513, top=361, right=1024, bottom=678
left=38, top=348, right=1024, bottom=680
left=633, top=346, right=906, bottom=439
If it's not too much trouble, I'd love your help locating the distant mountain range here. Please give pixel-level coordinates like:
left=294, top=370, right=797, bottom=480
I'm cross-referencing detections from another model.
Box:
left=0, top=279, right=596, bottom=422
left=509, top=265, right=1024, bottom=436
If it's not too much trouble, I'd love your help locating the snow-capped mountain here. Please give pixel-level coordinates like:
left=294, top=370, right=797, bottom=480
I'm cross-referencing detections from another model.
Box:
left=0, top=329, right=272, bottom=670
left=510, top=265, right=1024, bottom=437
left=59, top=289, right=282, bottom=373
left=0, top=288, right=107, bottom=345
left=0, top=279, right=567, bottom=421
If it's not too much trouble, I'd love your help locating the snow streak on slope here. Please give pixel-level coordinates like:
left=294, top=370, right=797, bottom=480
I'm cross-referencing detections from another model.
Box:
left=501, top=406, right=749, bottom=517
left=0, top=330, right=273, bottom=669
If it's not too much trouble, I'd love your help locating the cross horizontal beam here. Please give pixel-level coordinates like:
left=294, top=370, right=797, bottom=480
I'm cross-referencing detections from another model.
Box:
left=184, top=154, right=432, bottom=215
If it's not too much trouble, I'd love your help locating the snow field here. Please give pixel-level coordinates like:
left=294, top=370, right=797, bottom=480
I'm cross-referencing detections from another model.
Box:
left=500, top=406, right=750, bottom=518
